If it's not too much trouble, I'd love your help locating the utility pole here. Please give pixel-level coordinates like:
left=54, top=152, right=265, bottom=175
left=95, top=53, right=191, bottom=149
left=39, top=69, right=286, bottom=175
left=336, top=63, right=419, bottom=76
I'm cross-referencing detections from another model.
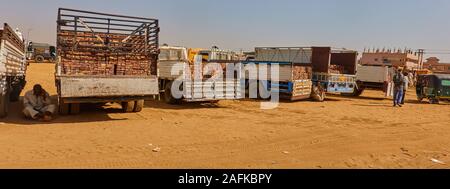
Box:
left=417, top=49, right=425, bottom=69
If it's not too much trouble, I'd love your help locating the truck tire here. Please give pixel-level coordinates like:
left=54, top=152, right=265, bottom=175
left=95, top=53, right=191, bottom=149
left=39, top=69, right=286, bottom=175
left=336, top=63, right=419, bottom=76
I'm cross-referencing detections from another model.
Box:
left=164, top=81, right=181, bottom=104
left=429, top=98, right=439, bottom=104
left=9, top=85, right=21, bottom=102
left=133, top=100, right=144, bottom=112
left=351, top=87, right=364, bottom=97
left=59, top=102, right=69, bottom=115
left=122, top=101, right=135, bottom=112
left=70, top=103, right=81, bottom=114
left=347, top=81, right=364, bottom=97
left=35, top=55, right=45, bottom=63
left=0, top=92, right=10, bottom=118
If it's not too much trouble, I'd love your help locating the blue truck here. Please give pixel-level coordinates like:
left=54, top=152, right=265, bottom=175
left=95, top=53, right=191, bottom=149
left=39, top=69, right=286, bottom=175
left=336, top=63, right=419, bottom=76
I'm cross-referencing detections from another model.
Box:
left=241, top=47, right=357, bottom=101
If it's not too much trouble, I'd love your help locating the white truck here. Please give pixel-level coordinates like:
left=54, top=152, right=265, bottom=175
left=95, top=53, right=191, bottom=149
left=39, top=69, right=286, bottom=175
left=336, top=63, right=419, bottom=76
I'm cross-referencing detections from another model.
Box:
left=0, top=23, right=27, bottom=117
left=158, top=46, right=242, bottom=104
left=353, top=64, right=395, bottom=96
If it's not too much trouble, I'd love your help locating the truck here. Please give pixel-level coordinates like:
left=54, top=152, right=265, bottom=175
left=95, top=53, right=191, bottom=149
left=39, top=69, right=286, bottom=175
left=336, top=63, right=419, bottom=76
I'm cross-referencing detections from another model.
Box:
left=310, top=47, right=357, bottom=95
left=26, top=42, right=56, bottom=63
left=352, top=64, right=395, bottom=97
left=242, top=47, right=322, bottom=101
left=158, top=46, right=242, bottom=104
left=187, top=47, right=240, bottom=64
left=0, top=23, right=27, bottom=117
left=55, top=8, right=159, bottom=114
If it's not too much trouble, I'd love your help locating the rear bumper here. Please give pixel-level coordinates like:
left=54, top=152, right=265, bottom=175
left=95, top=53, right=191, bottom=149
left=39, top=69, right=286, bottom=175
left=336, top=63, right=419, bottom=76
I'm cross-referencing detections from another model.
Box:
left=312, top=73, right=356, bottom=93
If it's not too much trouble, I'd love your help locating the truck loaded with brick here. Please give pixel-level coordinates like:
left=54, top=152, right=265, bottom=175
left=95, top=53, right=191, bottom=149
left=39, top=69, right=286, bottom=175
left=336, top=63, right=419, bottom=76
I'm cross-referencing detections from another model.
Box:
left=158, top=46, right=242, bottom=104
left=242, top=47, right=357, bottom=101
left=55, top=8, right=159, bottom=114
left=311, top=47, right=357, bottom=95
left=0, top=23, right=27, bottom=117
left=242, top=47, right=320, bottom=101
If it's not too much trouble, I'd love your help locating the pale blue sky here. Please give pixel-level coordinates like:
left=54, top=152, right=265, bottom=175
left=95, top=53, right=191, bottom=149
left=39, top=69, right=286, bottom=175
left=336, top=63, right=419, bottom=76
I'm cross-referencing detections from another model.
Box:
left=1, top=0, right=450, bottom=61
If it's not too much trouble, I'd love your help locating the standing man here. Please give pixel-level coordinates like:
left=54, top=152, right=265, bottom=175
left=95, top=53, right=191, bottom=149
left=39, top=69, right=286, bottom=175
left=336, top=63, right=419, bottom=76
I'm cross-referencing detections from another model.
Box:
left=401, top=71, right=409, bottom=105
left=392, top=68, right=405, bottom=107
left=23, top=84, right=56, bottom=121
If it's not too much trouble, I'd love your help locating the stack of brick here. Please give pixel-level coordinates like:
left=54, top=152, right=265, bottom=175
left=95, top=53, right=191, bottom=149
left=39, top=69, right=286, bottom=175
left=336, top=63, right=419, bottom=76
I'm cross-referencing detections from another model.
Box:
left=328, top=65, right=345, bottom=74
left=292, top=65, right=312, bottom=80
left=58, top=31, right=153, bottom=76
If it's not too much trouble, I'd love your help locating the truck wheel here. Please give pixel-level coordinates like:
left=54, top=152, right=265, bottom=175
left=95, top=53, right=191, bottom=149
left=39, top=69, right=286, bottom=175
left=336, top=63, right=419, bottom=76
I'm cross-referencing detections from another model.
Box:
left=9, top=85, right=21, bottom=102
left=35, top=55, right=45, bottom=63
left=428, top=98, right=439, bottom=104
left=352, top=87, right=364, bottom=97
left=133, top=100, right=144, bottom=112
left=59, top=101, right=69, bottom=115
left=433, top=99, right=440, bottom=104
left=164, top=81, right=181, bottom=104
left=122, top=101, right=135, bottom=112
left=0, top=92, right=10, bottom=118
left=70, top=103, right=81, bottom=114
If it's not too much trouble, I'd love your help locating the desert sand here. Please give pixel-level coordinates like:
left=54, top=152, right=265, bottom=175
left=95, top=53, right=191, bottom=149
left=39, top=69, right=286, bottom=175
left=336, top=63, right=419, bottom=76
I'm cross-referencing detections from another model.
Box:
left=0, top=63, right=449, bottom=168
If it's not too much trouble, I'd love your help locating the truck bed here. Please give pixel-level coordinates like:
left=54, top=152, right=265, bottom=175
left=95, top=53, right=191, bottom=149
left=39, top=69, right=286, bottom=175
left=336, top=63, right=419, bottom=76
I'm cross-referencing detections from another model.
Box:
left=0, top=23, right=26, bottom=77
left=57, top=8, right=159, bottom=77
left=55, top=8, right=160, bottom=101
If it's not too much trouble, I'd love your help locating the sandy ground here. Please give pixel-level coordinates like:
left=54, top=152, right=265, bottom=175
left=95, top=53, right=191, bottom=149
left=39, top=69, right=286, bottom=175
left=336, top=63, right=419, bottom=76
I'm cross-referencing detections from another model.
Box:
left=0, top=63, right=449, bottom=168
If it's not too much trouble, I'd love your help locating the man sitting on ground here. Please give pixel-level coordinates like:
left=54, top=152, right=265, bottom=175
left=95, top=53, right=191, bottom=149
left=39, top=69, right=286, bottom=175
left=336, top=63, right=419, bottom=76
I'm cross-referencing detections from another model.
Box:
left=23, top=84, right=56, bottom=121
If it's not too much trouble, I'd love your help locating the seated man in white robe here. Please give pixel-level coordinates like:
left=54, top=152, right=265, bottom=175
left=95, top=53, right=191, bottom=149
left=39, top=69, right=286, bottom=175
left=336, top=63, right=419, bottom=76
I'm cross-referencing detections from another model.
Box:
left=23, top=84, right=56, bottom=121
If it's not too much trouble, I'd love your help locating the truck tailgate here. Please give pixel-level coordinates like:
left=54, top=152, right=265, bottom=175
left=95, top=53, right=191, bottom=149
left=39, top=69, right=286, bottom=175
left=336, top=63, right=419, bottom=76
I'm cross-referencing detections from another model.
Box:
left=58, top=75, right=158, bottom=98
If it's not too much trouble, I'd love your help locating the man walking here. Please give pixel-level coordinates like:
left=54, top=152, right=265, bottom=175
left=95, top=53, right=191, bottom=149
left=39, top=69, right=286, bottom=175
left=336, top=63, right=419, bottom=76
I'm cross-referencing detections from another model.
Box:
left=392, top=69, right=405, bottom=107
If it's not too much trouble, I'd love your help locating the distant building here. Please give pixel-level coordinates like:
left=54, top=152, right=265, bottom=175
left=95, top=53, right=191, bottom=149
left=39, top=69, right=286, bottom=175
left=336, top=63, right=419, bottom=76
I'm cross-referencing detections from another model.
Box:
left=423, top=57, right=450, bottom=74
left=359, top=48, right=419, bottom=69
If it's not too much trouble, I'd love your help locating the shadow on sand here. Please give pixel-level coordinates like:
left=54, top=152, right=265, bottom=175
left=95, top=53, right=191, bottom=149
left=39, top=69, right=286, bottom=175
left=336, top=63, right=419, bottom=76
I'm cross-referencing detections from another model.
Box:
left=0, top=96, right=129, bottom=125
left=143, top=99, right=224, bottom=110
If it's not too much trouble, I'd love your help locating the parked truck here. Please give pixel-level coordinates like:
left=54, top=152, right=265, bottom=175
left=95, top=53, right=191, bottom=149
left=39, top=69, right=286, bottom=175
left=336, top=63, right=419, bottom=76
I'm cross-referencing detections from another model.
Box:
left=311, top=47, right=357, bottom=95
left=352, top=64, right=395, bottom=97
left=0, top=23, right=27, bottom=117
left=55, top=8, right=159, bottom=114
left=158, top=46, right=242, bottom=104
left=242, top=47, right=322, bottom=101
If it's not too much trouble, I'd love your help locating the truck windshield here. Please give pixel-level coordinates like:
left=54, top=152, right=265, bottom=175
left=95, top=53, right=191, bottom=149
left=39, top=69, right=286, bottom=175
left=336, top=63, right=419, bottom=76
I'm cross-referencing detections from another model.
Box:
left=442, top=80, right=450, bottom=86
